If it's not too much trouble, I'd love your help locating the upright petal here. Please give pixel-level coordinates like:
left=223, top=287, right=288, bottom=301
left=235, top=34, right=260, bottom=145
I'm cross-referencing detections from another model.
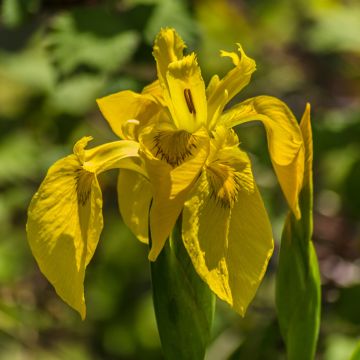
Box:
left=207, top=45, right=256, bottom=129
left=152, top=28, right=207, bottom=132
left=117, top=170, right=152, bottom=244
left=182, top=132, right=273, bottom=315
left=27, top=138, right=144, bottom=318
left=220, top=96, right=304, bottom=218
left=153, top=27, right=186, bottom=89
left=165, top=53, right=208, bottom=132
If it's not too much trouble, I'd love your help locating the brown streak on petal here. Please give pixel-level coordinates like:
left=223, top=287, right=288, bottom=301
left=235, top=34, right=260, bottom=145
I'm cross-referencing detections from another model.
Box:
left=152, top=129, right=198, bottom=167
left=184, top=88, right=196, bottom=115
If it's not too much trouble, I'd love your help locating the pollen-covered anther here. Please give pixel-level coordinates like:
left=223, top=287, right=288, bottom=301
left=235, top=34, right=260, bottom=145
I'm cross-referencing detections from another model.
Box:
left=152, top=129, right=198, bottom=167
left=75, top=168, right=94, bottom=206
left=206, top=162, right=242, bottom=209
left=184, top=88, right=196, bottom=115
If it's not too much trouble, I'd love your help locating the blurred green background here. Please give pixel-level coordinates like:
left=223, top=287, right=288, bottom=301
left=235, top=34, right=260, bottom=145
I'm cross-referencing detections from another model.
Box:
left=0, top=0, right=359, bottom=359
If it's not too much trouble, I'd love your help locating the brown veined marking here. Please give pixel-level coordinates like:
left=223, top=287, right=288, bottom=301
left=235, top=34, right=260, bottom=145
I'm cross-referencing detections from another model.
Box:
left=75, top=168, right=94, bottom=206
left=152, top=129, right=198, bottom=167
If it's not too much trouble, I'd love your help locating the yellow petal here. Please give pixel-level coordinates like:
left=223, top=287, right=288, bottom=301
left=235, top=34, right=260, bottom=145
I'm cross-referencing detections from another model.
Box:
left=96, top=90, right=161, bottom=140
left=182, top=129, right=273, bottom=315
left=182, top=171, right=232, bottom=299
left=226, top=184, right=274, bottom=315
left=220, top=95, right=304, bottom=218
left=142, top=79, right=165, bottom=105
left=152, top=27, right=186, bottom=89
left=117, top=170, right=152, bottom=244
left=83, top=139, right=145, bottom=175
left=182, top=175, right=273, bottom=316
left=207, top=45, right=256, bottom=129
left=140, top=127, right=210, bottom=261
left=165, top=53, right=207, bottom=132
left=27, top=153, right=102, bottom=319
left=27, top=137, right=146, bottom=319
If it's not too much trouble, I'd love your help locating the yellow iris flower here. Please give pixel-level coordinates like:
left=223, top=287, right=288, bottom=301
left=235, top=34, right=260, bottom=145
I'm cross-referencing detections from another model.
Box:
left=27, top=27, right=305, bottom=319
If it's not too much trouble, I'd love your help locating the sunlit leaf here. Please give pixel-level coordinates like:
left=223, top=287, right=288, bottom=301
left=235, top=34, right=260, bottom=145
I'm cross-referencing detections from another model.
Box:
left=306, top=6, right=360, bottom=53
left=144, top=0, right=198, bottom=46
left=47, top=9, right=140, bottom=74
left=48, top=74, right=105, bottom=115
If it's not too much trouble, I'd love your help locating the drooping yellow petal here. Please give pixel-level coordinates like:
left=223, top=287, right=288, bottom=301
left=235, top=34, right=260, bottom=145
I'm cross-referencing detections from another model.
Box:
left=27, top=145, right=101, bottom=319
left=96, top=90, right=161, bottom=140
left=139, top=126, right=210, bottom=261
left=207, top=45, right=256, bottom=129
left=27, top=137, right=144, bottom=319
left=220, top=95, right=304, bottom=218
left=226, top=184, right=273, bottom=315
left=182, top=171, right=232, bottom=299
left=152, top=27, right=186, bottom=89
left=117, top=170, right=152, bottom=244
left=182, top=137, right=273, bottom=315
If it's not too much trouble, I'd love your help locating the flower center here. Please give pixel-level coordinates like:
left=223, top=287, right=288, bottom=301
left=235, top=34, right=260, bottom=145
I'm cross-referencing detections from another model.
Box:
left=75, top=168, right=94, bottom=206
left=152, top=129, right=199, bottom=167
left=206, top=162, right=242, bottom=209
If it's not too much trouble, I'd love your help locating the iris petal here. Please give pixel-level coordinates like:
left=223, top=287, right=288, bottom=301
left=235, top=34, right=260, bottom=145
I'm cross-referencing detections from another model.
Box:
left=140, top=127, right=210, bottom=261
left=27, top=147, right=102, bottom=319
left=152, top=27, right=186, bottom=89
left=207, top=45, right=256, bottom=128
left=182, top=133, right=273, bottom=315
left=96, top=90, right=161, bottom=140
left=117, top=170, right=152, bottom=244
left=166, top=53, right=207, bottom=132
left=220, top=95, right=304, bottom=218
left=27, top=138, right=143, bottom=318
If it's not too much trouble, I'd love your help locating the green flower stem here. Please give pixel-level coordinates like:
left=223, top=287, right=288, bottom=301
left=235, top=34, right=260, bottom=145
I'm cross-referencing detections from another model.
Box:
left=150, top=217, right=215, bottom=360
left=276, top=112, right=321, bottom=360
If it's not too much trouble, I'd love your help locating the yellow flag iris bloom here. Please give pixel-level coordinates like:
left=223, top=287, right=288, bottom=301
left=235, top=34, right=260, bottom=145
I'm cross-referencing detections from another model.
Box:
left=27, top=27, right=305, bottom=319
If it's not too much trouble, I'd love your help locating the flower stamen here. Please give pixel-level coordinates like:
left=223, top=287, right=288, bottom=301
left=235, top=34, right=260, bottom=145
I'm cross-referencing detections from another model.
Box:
left=184, top=88, right=196, bottom=115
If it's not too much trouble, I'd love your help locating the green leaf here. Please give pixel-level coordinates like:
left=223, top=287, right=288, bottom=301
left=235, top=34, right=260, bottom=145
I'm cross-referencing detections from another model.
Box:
left=48, top=74, right=105, bottom=115
left=47, top=9, right=140, bottom=75
left=144, top=0, right=199, bottom=46
left=276, top=233, right=321, bottom=360
left=150, top=218, right=215, bottom=360
left=350, top=341, right=360, bottom=360
left=305, top=5, right=360, bottom=53
left=275, top=106, right=321, bottom=360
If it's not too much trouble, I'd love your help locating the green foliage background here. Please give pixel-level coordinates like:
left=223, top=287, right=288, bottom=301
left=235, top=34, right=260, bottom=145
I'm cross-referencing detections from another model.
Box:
left=0, top=0, right=359, bottom=359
